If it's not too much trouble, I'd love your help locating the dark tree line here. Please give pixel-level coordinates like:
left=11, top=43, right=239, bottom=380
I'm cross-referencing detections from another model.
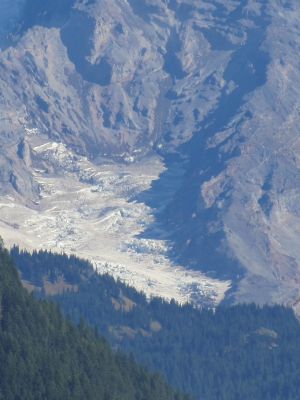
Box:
left=12, top=246, right=300, bottom=399
left=0, top=245, right=187, bottom=400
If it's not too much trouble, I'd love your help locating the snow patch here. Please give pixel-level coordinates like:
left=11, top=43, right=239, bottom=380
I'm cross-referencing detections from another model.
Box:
left=0, top=140, right=231, bottom=307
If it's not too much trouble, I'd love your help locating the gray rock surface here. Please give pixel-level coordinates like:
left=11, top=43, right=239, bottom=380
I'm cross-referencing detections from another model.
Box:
left=1, top=0, right=300, bottom=310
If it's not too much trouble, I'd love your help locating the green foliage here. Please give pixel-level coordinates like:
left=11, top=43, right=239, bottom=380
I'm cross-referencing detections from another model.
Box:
left=0, top=246, right=187, bottom=400
left=12, top=247, right=300, bottom=399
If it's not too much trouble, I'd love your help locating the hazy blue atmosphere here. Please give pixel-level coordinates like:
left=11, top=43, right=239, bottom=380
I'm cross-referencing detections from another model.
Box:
left=1, top=1, right=300, bottom=397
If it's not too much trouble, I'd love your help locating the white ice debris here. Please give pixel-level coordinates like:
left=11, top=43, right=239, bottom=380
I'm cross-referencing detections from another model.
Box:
left=0, top=140, right=231, bottom=306
left=25, top=127, right=39, bottom=137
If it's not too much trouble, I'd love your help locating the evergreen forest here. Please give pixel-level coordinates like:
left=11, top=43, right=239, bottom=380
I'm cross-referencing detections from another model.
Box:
left=11, top=247, right=300, bottom=399
left=0, top=244, right=187, bottom=400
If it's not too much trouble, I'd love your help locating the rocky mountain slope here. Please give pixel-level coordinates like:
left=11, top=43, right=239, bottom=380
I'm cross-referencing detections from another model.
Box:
left=1, top=0, right=300, bottom=310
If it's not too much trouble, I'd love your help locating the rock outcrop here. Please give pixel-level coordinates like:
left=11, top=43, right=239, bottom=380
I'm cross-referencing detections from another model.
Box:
left=1, top=0, right=300, bottom=310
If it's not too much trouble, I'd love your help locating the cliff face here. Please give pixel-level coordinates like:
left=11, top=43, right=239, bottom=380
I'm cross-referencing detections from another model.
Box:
left=1, top=0, right=300, bottom=309
left=160, top=1, right=300, bottom=308
left=0, top=0, right=247, bottom=194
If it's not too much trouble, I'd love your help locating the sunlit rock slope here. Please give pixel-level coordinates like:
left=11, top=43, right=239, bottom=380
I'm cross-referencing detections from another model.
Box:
left=1, top=0, right=300, bottom=310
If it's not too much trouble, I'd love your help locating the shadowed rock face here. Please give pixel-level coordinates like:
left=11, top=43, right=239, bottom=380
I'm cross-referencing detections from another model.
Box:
left=1, top=0, right=300, bottom=310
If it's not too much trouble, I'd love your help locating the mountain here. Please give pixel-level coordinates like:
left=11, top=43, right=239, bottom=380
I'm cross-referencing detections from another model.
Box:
left=1, top=0, right=300, bottom=310
left=11, top=247, right=300, bottom=400
left=0, top=243, right=188, bottom=400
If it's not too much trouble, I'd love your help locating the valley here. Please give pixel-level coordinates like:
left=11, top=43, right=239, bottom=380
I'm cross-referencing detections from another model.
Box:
left=1, top=0, right=300, bottom=310
left=0, top=137, right=229, bottom=306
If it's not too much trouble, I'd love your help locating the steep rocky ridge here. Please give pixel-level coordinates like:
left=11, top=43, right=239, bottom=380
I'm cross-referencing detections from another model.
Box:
left=156, top=1, right=300, bottom=309
left=1, top=0, right=300, bottom=310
